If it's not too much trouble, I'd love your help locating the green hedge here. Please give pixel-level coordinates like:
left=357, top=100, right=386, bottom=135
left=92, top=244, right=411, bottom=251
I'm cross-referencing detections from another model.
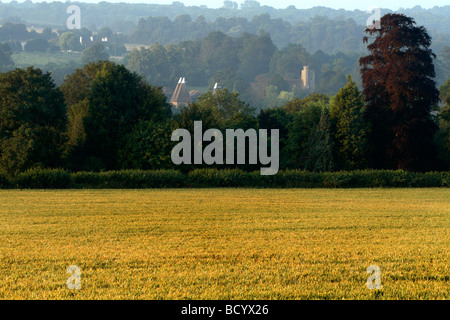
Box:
left=72, top=170, right=185, bottom=188
left=13, top=168, right=71, bottom=189
left=0, top=168, right=448, bottom=189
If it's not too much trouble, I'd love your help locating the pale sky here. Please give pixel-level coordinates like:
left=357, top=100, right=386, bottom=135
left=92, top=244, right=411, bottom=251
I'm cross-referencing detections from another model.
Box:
left=4, top=1, right=450, bottom=11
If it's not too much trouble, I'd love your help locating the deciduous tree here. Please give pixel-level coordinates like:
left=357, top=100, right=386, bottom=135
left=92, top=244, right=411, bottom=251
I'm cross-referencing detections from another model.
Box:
left=81, top=43, right=109, bottom=65
left=330, top=75, right=368, bottom=170
left=61, top=61, right=171, bottom=171
left=360, top=14, right=440, bottom=171
left=305, top=107, right=335, bottom=172
left=0, top=67, right=66, bottom=175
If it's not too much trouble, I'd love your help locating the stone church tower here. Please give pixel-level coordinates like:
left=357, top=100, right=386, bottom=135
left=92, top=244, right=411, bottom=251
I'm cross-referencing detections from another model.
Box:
left=301, top=66, right=316, bottom=92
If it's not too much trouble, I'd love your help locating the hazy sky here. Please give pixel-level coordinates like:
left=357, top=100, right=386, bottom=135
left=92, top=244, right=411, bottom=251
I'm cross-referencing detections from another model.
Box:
left=146, top=1, right=448, bottom=10
left=4, top=1, right=449, bottom=11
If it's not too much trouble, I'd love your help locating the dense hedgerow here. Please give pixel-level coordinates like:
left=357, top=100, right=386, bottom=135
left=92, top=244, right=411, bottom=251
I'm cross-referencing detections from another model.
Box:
left=13, top=168, right=71, bottom=189
left=187, top=169, right=263, bottom=187
left=0, top=169, right=448, bottom=189
left=72, top=170, right=185, bottom=188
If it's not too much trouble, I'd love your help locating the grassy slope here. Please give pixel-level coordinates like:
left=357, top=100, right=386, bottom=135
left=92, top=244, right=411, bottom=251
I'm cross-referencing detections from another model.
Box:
left=0, top=189, right=448, bottom=299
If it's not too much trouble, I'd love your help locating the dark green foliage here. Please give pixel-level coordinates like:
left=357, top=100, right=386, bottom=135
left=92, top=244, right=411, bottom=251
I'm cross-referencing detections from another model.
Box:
left=305, top=108, right=335, bottom=172
left=61, top=61, right=172, bottom=171
left=330, top=75, right=368, bottom=170
left=196, top=88, right=255, bottom=127
left=173, top=88, right=255, bottom=132
left=187, top=168, right=263, bottom=187
left=119, top=120, right=176, bottom=170
left=72, top=170, right=185, bottom=188
left=283, top=93, right=330, bottom=115
left=0, top=125, right=65, bottom=176
left=81, top=64, right=153, bottom=169
left=0, top=168, right=448, bottom=189
left=14, top=168, right=71, bottom=189
left=285, top=99, right=327, bottom=168
left=0, top=173, right=10, bottom=188
left=0, top=67, right=66, bottom=176
left=437, top=103, right=450, bottom=169
left=257, top=107, right=291, bottom=168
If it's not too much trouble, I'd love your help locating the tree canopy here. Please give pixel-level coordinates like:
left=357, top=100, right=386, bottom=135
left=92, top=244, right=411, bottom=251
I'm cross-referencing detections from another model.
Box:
left=61, top=61, right=171, bottom=171
left=0, top=67, right=66, bottom=175
left=360, top=13, right=440, bottom=171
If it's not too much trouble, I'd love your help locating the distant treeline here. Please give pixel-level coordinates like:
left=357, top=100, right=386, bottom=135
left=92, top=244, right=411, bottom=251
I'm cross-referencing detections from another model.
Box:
left=1, top=13, right=450, bottom=179
left=130, top=14, right=367, bottom=54
left=125, top=31, right=362, bottom=99
left=0, top=60, right=449, bottom=178
left=1, top=1, right=449, bottom=34
left=1, top=24, right=448, bottom=100
left=1, top=2, right=449, bottom=53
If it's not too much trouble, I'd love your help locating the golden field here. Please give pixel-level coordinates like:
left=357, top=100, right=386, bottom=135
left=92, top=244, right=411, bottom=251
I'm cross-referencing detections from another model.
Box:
left=0, top=189, right=448, bottom=300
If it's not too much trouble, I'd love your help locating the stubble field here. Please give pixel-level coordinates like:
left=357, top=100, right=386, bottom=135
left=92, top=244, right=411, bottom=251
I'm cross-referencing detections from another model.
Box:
left=0, top=189, right=448, bottom=299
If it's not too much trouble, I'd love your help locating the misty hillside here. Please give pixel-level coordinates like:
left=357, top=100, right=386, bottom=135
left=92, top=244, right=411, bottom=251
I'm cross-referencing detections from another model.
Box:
left=1, top=2, right=449, bottom=50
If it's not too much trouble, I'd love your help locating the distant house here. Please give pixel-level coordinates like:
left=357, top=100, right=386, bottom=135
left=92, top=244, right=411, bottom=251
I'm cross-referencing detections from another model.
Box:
left=212, top=83, right=221, bottom=95
left=189, top=90, right=202, bottom=102
left=170, top=78, right=193, bottom=108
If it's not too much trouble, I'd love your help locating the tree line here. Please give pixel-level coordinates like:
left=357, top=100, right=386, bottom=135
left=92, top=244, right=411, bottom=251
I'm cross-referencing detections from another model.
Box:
left=130, top=14, right=367, bottom=54
left=1, top=11, right=447, bottom=56
left=1, top=1, right=449, bottom=41
left=0, top=14, right=449, bottom=177
left=1, top=20, right=449, bottom=97
left=125, top=30, right=449, bottom=107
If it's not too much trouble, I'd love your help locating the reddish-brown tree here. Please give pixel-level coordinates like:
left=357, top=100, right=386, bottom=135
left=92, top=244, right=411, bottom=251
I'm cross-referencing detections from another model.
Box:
left=360, top=14, right=440, bottom=171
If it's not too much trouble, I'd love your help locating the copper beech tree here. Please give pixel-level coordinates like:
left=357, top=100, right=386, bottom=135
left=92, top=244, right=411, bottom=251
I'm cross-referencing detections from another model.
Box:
left=360, top=14, right=440, bottom=171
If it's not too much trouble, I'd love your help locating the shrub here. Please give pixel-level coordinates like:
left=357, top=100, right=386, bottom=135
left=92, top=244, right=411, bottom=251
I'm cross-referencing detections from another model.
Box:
left=72, top=170, right=185, bottom=188
left=14, top=168, right=71, bottom=189
left=188, top=168, right=253, bottom=187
